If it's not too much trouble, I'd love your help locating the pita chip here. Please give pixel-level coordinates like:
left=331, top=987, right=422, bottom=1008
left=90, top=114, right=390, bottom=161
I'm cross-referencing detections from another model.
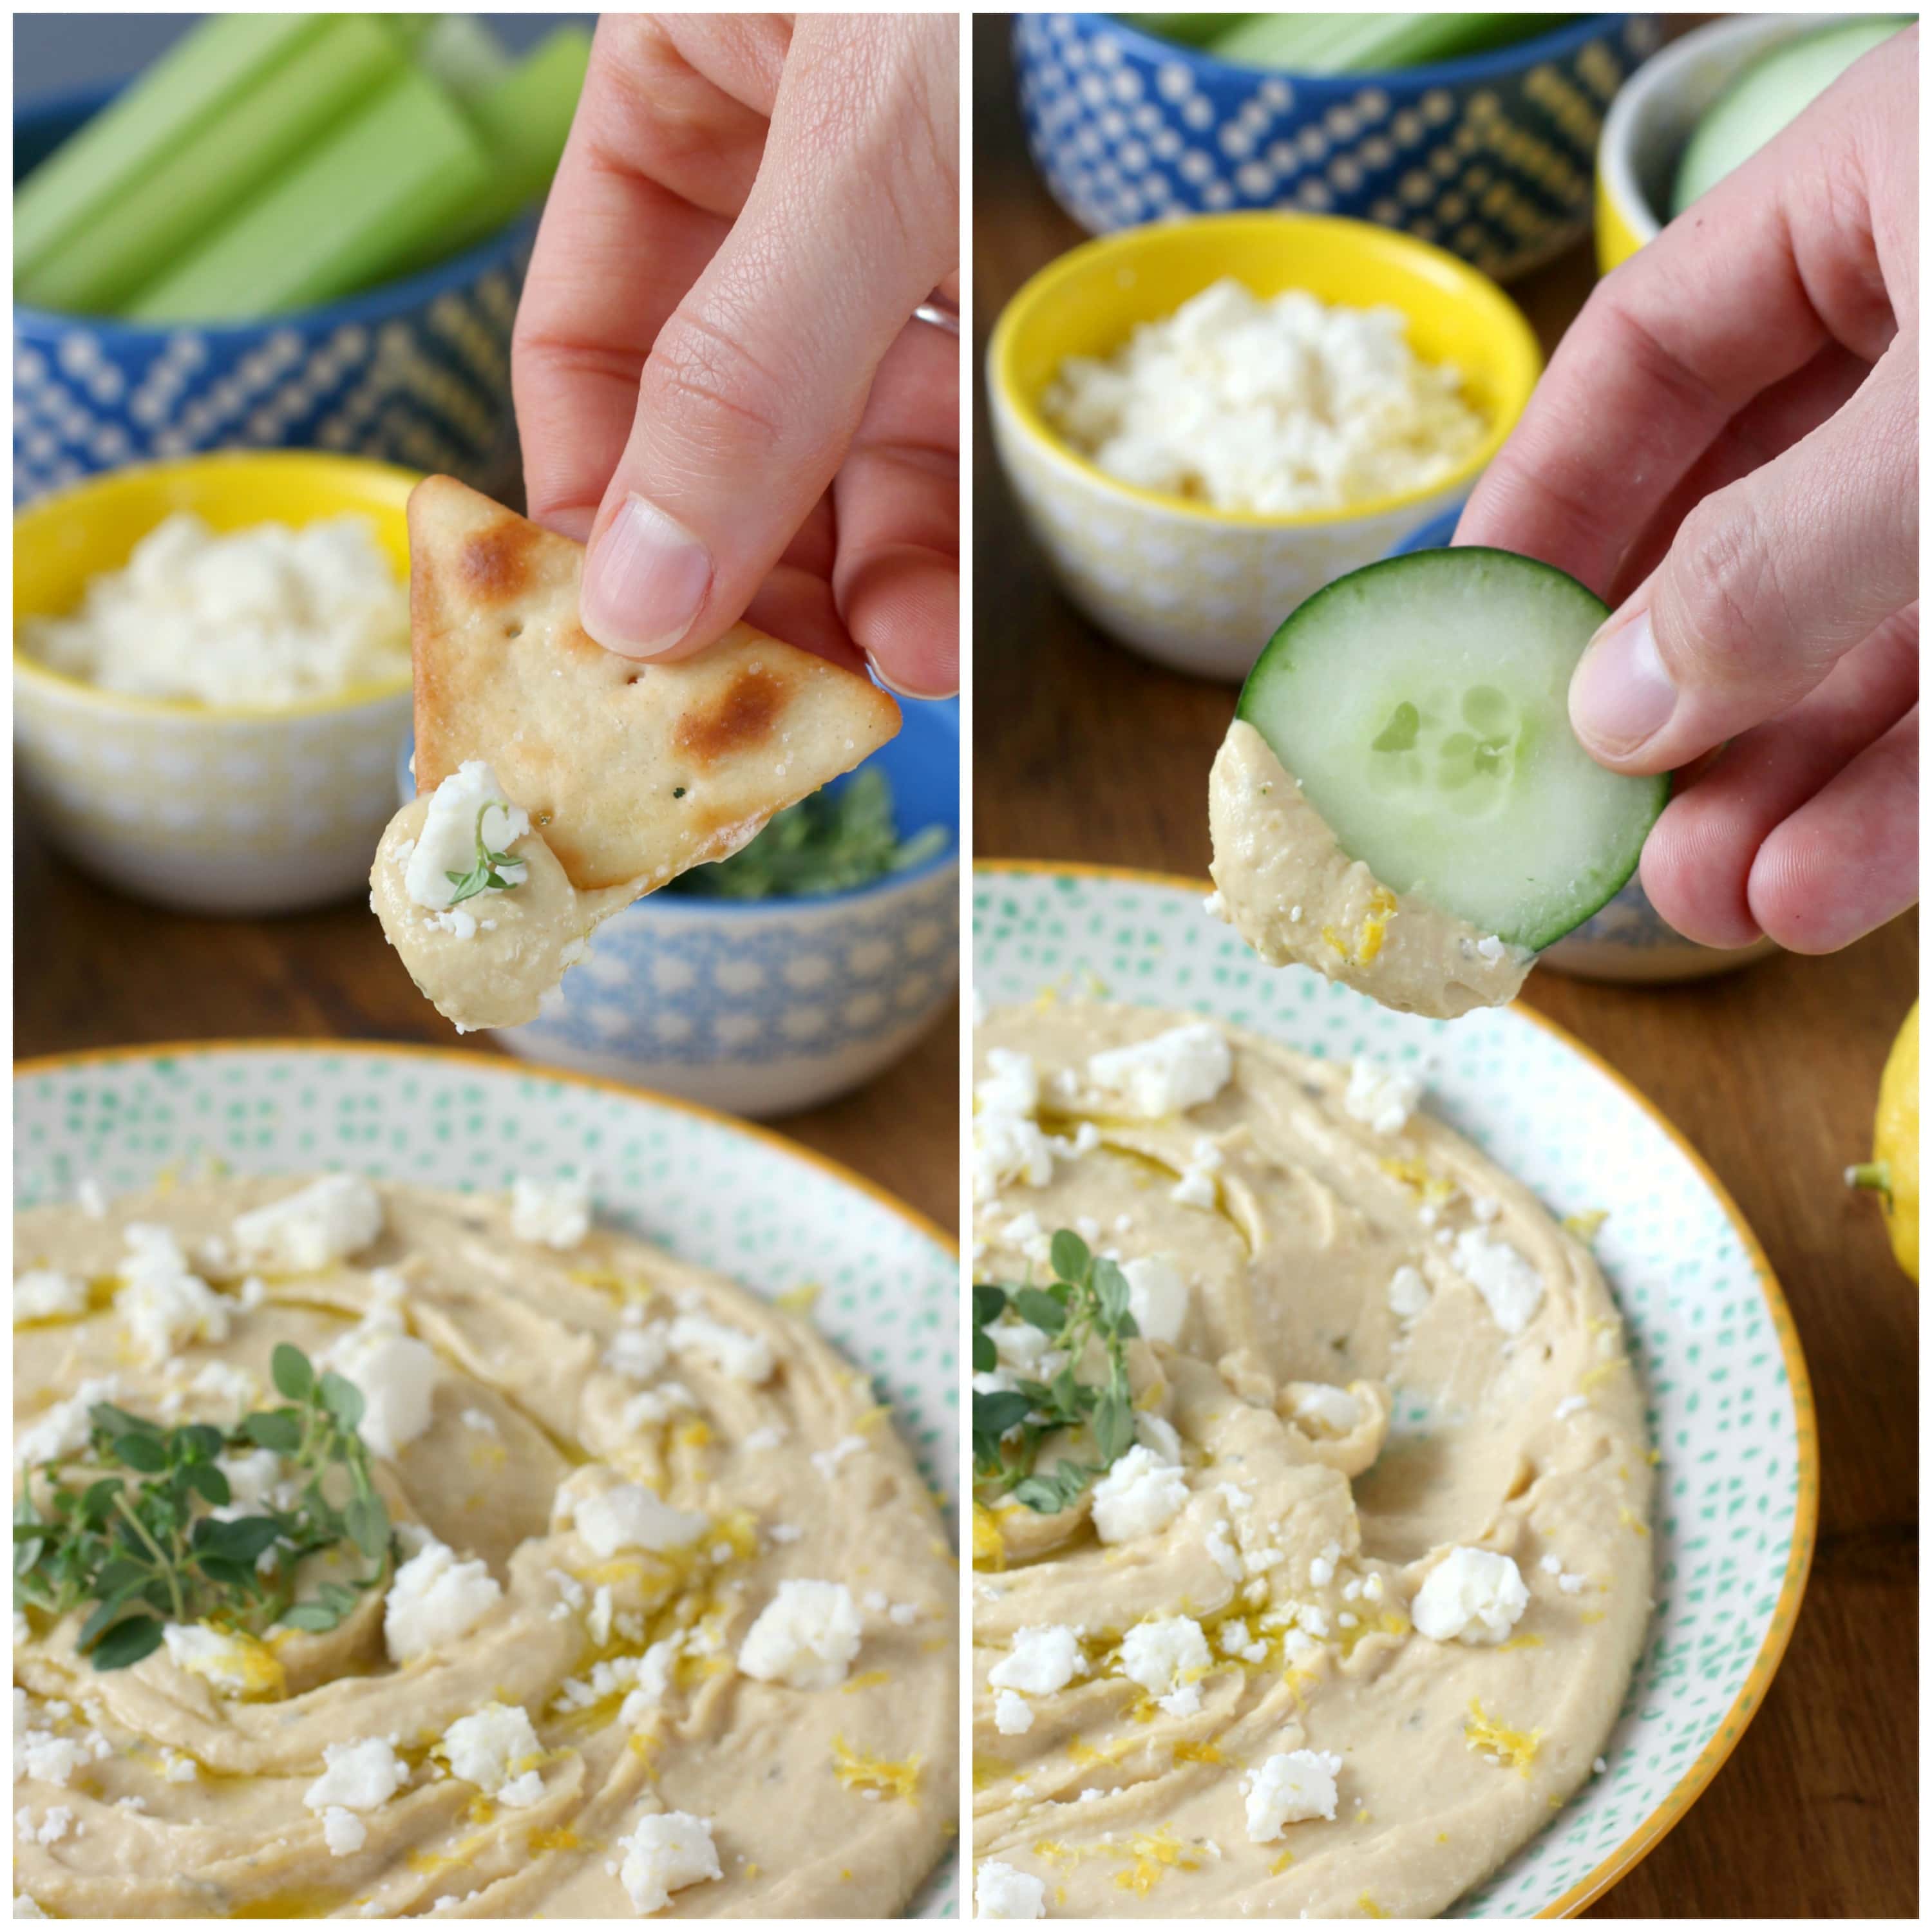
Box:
left=369, top=477, right=901, bottom=1031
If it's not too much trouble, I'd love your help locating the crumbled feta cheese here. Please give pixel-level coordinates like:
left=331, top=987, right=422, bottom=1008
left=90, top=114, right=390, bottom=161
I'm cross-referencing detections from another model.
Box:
left=1205, top=1519, right=1244, bottom=1583
left=976, top=1861, right=1046, bottom=1919
left=1170, top=1137, right=1225, bottom=1211
left=1343, top=1061, right=1425, bottom=1136
left=616, top=1810, right=721, bottom=1914
left=667, top=1313, right=773, bottom=1385
left=304, top=1738, right=405, bottom=1815
left=17, top=511, right=410, bottom=707
left=383, top=1537, right=503, bottom=1663
left=325, top=1328, right=438, bottom=1460
left=12, top=1271, right=86, bottom=1324
left=994, top=1690, right=1034, bottom=1736
left=1452, top=1228, right=1545, bottom=1335
left=161, top=1623, right=277, bottom=1696
left=114, top=1226, right=231, bottom=1367
left=736, top=1580, right=861, bottom=1690
left=810, top=1435, right=866, bottom=1480
left=1121, top=1256, right=1189, bottom=1344
left=991, top=1321, right=1054, bottom=1371
left=1411, top=1546, right=1529, bottom=1645
left=439, top=1703, right=545, bottom=1808
left=1388, top=1264, right=1431, bottom=1321
left=321, top=1807, right=367, bottom=1856
left=213, top=1447, right=285, bottom=1513
left=1289, top=1384, right=1363, bottom=1436
left=987, top=1625, right=1085, bottom=1698
left=405, top=762, right=529, bottom=912
left=605, top=1323, right=670, bottom=1382
left=1090, top=1444, right=1189, bottom=1543
left=1086, top=1023, right=1232, bottom=1118
left=1554, top=1394, right=1587, bottom=1419
left=1039, top=278, right=1488, bottom=517
left=743, top=1425, right=785, bottom=1452
left=232, top=1175, right=384, bottom=1273
left=1116, top=1615, right=1210, bottom=1716
left=510, top=1174, right=592, bottom=1250
left=14, top=1891, right=48, bottom=1916
left=1242, top=1750, right=1342, bottom=1839
left=573, top=1484, right=707, bottom=1559
left=974, top=1052, right=1056, bottom=1202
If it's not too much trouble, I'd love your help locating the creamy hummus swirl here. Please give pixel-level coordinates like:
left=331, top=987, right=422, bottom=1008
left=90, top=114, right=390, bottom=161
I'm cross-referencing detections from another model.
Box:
left=14, top=1179, right=955, bottom=1919
left=971, top=1004, right=1651, bottom=1919
left=1208, top=721, right=1533, bottom=1019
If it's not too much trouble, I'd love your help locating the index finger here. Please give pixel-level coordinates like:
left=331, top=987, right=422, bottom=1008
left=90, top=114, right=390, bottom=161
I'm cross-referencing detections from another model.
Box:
left=1455, top=41, right=1899, bottom=594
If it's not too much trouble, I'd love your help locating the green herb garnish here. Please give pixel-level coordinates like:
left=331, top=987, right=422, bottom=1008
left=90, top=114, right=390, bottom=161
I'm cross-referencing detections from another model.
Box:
left=444, top=802, right=526, bottom=906
left=972, top=1229, right=1141, bottom=1515
left=668, top=768, right=947, bottom=900
left=14, top=1344, right=392, bottom=1672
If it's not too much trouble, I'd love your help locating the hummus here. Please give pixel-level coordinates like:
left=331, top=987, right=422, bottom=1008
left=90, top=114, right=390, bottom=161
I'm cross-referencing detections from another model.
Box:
left=14, top=1177, right=956, bottom=1918
left=970, top=1003, right=1651, bottom=1919
left=1208, top=721, right=1533, bottom=1019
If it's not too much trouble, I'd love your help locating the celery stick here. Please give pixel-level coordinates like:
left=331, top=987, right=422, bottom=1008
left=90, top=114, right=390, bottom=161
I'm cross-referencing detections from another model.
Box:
left=414, top=12, right=513, bottom=104
left=124, top=68, right=491, bottom=323
left=428, top=27, right=594, bottom=261
left=15, top=14, right=327, bottom=283
left=1116, top=15, right=1254, bottom=47
left=21, top=15, right=408, bottom=316
left=1209, top=13, right=1574, bottom=73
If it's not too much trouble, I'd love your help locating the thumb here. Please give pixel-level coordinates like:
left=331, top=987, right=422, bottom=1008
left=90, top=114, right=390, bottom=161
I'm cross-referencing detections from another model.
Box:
left=578, top=15, right=958, bottom=660
left=1568, top=340, right=1916, bottom=772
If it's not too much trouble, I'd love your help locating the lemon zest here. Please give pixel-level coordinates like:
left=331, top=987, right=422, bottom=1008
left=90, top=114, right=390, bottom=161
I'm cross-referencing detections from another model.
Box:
left=1464, top=1698, right=1540, bottom=1776
left=830, top=1734, right=923, bottom=1804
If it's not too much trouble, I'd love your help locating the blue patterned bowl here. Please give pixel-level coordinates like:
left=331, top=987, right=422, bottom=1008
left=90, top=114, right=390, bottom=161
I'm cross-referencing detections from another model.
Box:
left=1014, top=12, right=1663, bottom=281
left=400, top=697, right=960, bottom=1118
left=14, top=83, right=534, bottom=507
left=1390, top=509, right=1777, bottom=982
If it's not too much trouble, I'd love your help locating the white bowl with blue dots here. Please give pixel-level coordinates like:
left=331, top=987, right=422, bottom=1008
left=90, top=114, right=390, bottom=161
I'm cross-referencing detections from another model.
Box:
left=1015, top=13, right=1663, bottom=281
left=15, top=84, right=534, bottom=507
left=401, top=699, right=961, bottom=1119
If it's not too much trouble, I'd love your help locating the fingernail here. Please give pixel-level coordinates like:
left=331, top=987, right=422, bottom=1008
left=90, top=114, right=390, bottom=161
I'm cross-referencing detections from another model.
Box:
left=866, top=652, right=954, bottom=702
left=1572, top=611, right=1676, bottom=755
left=580, top=493, right=712, bottom=658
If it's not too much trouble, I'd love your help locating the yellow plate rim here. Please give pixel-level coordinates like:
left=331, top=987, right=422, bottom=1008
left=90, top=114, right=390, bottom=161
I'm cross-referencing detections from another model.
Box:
left=970, top=855, right=1821, bottom=1919
left=986, top=210, right=1544, bottom=533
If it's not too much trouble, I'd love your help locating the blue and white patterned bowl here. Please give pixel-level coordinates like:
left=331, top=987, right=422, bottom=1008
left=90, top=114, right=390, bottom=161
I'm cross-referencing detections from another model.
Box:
left=1015, top=12, right=1663, bottom=282
left=14, top=84, right=534, bottom=507
left=1388, top=510, right=1779, bottom=983
left=401, top=698, right=960, bottom=1119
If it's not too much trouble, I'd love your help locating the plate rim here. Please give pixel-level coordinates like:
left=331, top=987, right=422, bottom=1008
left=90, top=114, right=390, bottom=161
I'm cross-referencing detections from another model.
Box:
left=972, top=857, right=1821, bottom=1920
left=13, top=1036, right=960, bottom=1265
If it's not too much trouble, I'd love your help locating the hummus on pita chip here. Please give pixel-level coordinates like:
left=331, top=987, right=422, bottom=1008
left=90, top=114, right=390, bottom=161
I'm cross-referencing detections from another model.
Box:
left=370, top=478, right=900, bottom=1032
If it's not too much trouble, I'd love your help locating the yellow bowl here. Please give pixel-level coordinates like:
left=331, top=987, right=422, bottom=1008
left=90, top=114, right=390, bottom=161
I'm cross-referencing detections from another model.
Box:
left=14, top=451, right=420, bottom=915
left=987, top=211, right=1542, bottom=681
left=1595, top=13, right=1845, bottom=274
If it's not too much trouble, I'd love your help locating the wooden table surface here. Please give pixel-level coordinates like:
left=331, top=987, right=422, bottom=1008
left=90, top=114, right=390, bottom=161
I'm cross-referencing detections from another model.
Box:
left=14, top=819, right=961, bottom=1240
left=971, top=15, right=1917, bottom=1918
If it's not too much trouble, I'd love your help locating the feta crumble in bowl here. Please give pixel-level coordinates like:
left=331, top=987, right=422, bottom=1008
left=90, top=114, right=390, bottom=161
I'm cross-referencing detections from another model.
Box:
left=987, top=211, right=1540, bottom=680
left=14, top=451, right=419, bottom=914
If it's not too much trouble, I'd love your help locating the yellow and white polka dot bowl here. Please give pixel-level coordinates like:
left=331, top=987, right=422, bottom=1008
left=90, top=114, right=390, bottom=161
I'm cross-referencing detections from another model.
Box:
left=987, top=211, right=1542, bottom=681
left=14, top=451, right=417, bottom=916
left=1595, top=14, right=1847, bottom=274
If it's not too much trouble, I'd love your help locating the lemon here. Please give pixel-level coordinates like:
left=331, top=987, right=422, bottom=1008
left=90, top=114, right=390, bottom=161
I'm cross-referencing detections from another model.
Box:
left=1848, top=1003, right=1918, bottom=1282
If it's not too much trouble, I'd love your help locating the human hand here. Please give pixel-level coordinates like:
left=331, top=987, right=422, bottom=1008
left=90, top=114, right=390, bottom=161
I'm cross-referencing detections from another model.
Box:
left=1457, top=26, right=1917, bottom=954
left=512, top=14, right=960, bottom=697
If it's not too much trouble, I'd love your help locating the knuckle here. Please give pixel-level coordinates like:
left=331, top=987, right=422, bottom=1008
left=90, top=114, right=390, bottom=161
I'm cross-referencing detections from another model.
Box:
left=641, top=308, right=792, bottom=457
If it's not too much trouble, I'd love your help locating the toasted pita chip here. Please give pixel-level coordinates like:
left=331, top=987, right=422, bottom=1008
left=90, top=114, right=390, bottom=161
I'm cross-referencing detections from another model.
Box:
left=409, top=475, right=900, bottom=893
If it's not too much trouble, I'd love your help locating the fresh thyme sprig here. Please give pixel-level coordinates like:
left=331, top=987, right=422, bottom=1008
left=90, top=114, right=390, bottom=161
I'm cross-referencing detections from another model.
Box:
left=14, top=1345, right=392, bottom=1672
left=444, top=802, right=526, bottom=906
left=972, top=1229, right=1140, bottom=1515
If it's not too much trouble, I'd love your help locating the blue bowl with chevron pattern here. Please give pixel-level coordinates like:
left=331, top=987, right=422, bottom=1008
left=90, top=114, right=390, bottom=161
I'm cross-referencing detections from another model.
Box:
left=1390, top=508, right=1776, bottom=983
left=398, top=697, right=961, bottom=1119
left=15, top=83, right=535, bottom=508
left=1014, top=13, right=1663, bottom=281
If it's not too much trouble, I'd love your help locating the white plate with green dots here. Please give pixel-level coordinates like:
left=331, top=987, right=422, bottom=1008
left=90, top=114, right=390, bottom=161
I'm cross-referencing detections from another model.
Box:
left=974, top=862, right=1817, bottom=1920
left=13, top=1039, right=962, bottom=1920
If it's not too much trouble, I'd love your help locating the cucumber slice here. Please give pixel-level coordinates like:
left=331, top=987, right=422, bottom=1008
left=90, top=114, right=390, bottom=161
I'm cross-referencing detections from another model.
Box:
left=1235, top=549, right=1667, bottom=952
left=1672, top=17, right=1910, bottom=215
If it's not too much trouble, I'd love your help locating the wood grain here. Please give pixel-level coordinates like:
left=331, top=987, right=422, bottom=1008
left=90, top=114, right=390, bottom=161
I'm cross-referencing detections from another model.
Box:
left=971, top=14, right=1915, bottom=1917
left=12, top=817, right=960, bottom=1239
